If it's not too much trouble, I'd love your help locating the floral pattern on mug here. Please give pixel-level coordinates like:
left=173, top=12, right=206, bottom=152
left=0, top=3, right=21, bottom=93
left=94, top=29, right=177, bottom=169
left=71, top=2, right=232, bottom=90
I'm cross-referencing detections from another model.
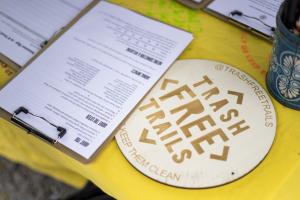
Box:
left=276, top=53, right=300, bottom=100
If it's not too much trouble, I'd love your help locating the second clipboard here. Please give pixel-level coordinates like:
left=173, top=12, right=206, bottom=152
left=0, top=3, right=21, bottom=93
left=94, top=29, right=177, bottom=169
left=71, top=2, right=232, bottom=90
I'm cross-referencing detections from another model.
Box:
left=177, top=0, right=282, bottom=42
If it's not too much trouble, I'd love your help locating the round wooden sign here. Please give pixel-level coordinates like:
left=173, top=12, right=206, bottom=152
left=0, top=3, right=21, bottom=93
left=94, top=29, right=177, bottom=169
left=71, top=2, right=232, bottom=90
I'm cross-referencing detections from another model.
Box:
left=115, top=60, right=276, bottom=188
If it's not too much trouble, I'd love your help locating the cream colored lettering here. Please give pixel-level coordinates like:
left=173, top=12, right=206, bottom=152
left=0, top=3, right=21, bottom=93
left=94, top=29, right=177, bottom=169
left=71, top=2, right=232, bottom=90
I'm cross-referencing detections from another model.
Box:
left=228, top=120, right=250, bottom=136
left=159, top=85, right=196, bottom=101
left=181, top=115, right=216, bottom=138
left=170, top=99, right=205, bottom=125
left=191, top=128, right=229, bottom=155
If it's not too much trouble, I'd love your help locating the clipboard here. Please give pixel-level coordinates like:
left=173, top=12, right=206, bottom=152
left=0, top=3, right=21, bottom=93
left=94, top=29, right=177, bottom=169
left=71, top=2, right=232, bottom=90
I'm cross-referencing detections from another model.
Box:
left=0, top=0, right=100, bottom=163
left=177, top=0, right=278, bottom=41
left=0, top=0, right=97, bottom=71
left=203, top=3, right=274, bottom=42
left=0, top=105, right=119, bottom=164
left=0, top=0, right=193, bottom=163
left=0, top=0, right=105, bottom=163
left=204, top=0, right=282, bottom=42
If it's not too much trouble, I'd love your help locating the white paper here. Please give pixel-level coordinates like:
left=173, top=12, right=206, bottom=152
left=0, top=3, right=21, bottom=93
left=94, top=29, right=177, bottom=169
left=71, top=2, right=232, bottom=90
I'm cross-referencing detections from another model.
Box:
left=0, top=0, right=92, bottom=66
left=208, top=0, right=283, bottom=37
left=0, top=1, right=193, bottom=159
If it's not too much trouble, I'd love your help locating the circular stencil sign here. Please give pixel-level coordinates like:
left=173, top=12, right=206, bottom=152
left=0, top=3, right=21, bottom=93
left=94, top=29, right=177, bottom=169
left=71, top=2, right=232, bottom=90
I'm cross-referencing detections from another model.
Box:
left=115, top=60, right=276, bottom=188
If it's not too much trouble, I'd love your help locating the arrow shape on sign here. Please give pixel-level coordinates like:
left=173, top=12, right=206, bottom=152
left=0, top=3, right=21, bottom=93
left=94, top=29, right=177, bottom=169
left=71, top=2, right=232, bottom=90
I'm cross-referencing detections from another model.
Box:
left=160, top=78, right=179, bottom=90
left=228, top=90, right=244, bottom=105
left=139, top=128, right=157, bottom=145
left=210, top=146, right=230, bottom=161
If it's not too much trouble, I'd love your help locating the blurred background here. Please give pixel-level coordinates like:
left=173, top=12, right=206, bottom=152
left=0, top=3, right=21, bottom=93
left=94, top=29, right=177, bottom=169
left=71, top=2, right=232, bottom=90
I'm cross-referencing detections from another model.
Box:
left=0, top=157, right=77, bottom=200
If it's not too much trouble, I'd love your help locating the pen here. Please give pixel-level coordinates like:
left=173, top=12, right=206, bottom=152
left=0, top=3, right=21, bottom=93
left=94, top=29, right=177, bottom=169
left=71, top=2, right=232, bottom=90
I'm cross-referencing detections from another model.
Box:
left=286, top=0, right=300, bottom=29
left=282, top=0, right=289, bottom=26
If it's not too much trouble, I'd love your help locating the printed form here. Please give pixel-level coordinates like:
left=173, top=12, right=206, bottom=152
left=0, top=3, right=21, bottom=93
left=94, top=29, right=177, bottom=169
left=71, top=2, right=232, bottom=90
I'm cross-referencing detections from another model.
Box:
left=208, top=0, right=283, bottom=37
left=0, top=1, right=193, bottom=159
left=0, top=0, right=92, bottom=66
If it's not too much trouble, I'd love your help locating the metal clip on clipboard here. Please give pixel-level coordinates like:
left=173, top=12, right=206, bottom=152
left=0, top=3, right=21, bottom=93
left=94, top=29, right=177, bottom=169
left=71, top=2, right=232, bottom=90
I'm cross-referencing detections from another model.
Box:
left=11, top=106, right=67, bottom=144
left=227, top=10, right=276, bottom=40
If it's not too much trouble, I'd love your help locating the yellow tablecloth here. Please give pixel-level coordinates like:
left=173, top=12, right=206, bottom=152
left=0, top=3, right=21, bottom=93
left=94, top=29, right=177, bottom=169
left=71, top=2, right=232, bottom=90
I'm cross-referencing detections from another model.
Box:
left=0, top=0, right=300, bottom=199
